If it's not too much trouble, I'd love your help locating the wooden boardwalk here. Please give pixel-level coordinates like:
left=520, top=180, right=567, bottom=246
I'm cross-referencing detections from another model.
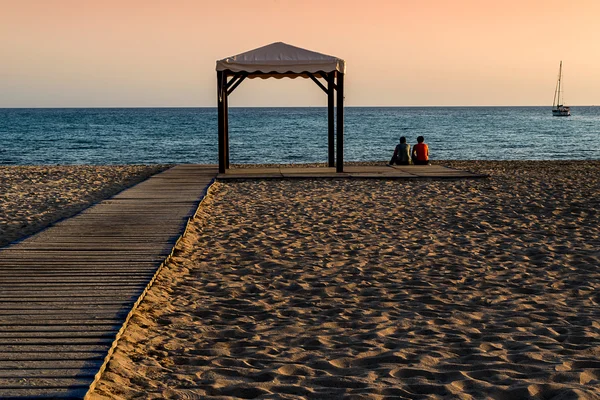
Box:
left=217, top=164, right=488, bottom=180
left=0, top=165, right=217, bottom=399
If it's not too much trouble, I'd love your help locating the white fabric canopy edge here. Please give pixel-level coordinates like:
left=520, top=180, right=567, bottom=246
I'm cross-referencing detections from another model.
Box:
left=216, top=42, right=345, bottom=77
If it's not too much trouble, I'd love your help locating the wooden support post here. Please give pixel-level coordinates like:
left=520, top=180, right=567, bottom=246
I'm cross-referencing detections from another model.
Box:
left=336, top=72, right=344, bottom=173
left=224, top=85, right=230, bottom=169
left=217, top=71, right=225, bottom=173
left=327, top=73, right=335, bottom=167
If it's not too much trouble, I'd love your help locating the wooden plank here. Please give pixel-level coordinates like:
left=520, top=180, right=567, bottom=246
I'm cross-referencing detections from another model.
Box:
left=0, top=369, right=98, bottom=378
left=0, top=344, right=110, bottom=353
left=0, top=332, right=117, bottom=339
left=0, top=320, right=121, bottom=329
left=0, top=265, right=157, bottom=276
left=0, top=278, right=153, bottom=284
left=0, top=360, right=103, bottom=369
left=0, top=300, right=138, bottom=307
left=0, top=298, right=140, bottom=304
left=0, top=378, right=92, bottom=388
left=0, top=337, right=112, bottom=346
left=0, top=387, right=88, bottom=400
left=0, top=283, right=146, bottom=290
left=0, top=353, right=106, bottom=361
left=0, top=313, right=127, bottom=320
left=0, top=259, right=159, bottom=264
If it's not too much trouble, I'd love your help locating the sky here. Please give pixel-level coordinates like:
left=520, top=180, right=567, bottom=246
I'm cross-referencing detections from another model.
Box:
left=1, top=0, right=599, bottom=107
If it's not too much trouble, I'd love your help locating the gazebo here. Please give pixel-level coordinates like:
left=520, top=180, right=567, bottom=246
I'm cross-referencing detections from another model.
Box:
left=216, top=42, right=346, bottom=173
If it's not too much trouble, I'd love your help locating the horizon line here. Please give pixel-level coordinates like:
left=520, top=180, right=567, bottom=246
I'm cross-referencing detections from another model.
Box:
left=1, top=105, right=598, bottom=109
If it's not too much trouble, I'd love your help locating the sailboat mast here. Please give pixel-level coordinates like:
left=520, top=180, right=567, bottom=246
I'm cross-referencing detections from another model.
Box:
left=553, top=76, right=559, bottom=108
left=557, top=61, right=563, bottom=106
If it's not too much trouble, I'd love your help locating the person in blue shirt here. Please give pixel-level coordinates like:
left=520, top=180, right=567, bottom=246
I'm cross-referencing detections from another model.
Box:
left=388, top=136, right=412, bottom=165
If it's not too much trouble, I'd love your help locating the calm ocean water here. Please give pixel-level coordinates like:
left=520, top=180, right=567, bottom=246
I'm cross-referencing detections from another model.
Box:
left=1, top=107, right=599, bottom=165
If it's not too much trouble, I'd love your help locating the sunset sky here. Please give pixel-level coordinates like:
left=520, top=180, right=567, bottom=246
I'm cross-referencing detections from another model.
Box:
left=1, top=0, right=599, bottom=107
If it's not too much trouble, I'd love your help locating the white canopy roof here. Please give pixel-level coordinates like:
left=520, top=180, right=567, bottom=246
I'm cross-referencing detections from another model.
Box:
left=216, top=42, right=345, bottom=78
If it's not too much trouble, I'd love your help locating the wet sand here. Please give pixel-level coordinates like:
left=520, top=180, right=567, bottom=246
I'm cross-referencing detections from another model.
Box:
left=0, top=165, right=169, bottom=248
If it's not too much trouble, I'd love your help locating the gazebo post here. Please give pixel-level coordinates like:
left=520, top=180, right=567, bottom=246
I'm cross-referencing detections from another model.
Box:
left=336, top=72, right=344, bottom=173
left=224, top=71, right=230, bottom=169
left=327, top=73, right=335, bottom=168
left=217, top=71, right=226, bottom=173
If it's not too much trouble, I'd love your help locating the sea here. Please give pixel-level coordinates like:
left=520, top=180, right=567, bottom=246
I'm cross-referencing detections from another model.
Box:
left=1, top=107, right=599, bottom=165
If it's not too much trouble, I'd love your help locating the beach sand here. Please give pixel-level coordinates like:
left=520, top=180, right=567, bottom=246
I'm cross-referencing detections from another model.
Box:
left=85, top=160, right=600, bottom=399
left=3, top=161, right=598, bottom=399
left=0, top=165, right=169, bottom=248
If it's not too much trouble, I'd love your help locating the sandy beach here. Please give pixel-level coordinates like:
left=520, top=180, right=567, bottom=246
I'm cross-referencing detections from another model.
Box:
left=0, top=165, right=169, bottom=248
left=80, top=160, right=599, bottom=399
left=1, top=161, right=598, bottom=399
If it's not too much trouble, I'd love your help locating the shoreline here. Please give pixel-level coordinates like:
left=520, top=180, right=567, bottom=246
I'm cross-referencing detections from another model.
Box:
left=3, top=160, right=599, bottom=248
left=2, top=160, right=599, bottom=249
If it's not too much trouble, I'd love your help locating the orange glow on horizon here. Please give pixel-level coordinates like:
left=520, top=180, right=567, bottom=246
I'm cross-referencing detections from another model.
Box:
left=1, top=0, right=599, bottom=107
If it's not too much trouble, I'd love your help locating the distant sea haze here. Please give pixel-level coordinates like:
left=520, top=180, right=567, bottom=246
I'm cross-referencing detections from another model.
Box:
left=1, top=107, right=599, bottom=165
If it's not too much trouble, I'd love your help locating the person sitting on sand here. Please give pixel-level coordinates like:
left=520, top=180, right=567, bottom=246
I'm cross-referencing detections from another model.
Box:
left=388, top=136, right=412, bottom=166
left=411, top=136, right=430, bottom=165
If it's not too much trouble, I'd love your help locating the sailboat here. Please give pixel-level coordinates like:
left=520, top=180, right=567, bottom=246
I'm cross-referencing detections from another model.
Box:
left=552, top=61, right=571, bottom=117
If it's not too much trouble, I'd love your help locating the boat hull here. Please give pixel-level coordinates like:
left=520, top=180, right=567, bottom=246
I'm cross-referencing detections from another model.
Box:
left=552, top=106, right=571, bottom=117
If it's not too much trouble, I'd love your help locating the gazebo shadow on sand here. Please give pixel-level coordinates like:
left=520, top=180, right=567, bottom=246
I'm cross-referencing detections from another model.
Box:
left=215, top=42, right=486, bottom=180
